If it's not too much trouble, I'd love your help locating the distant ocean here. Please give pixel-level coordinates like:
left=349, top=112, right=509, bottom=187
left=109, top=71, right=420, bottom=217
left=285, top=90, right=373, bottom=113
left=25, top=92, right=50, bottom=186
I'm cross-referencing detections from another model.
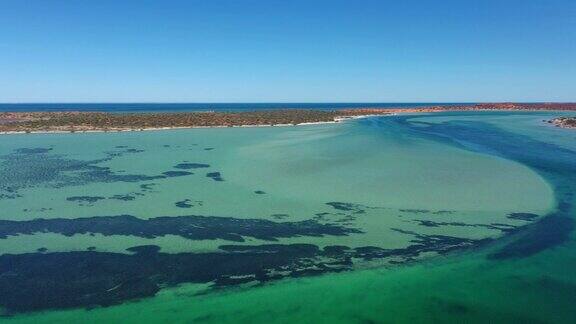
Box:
left=0, top=103, right=471, bottom=113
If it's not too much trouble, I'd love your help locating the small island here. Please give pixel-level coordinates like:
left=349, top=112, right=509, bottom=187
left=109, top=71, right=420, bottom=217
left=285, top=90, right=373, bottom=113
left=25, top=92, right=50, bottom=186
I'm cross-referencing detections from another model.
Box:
left=1, top=103, right=576, bottom=134
left=549, top=117, right=576, bottom=129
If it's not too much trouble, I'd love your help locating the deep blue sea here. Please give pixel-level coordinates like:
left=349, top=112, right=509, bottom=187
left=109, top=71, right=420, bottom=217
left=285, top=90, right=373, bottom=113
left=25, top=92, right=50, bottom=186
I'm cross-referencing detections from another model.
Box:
left=0, top=103, right=471, bottom=113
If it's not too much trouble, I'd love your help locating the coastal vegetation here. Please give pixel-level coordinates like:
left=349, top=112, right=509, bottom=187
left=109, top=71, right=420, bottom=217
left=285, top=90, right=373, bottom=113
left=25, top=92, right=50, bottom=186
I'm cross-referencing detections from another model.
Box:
left=1, top=103, right=576, bottom=134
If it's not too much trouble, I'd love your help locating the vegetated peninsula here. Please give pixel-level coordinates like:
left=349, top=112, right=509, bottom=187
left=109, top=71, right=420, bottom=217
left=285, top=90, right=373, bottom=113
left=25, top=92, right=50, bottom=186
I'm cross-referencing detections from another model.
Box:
left=548, top=117, right=576, bottom=129
left=1, top=103, right=576, bottom=134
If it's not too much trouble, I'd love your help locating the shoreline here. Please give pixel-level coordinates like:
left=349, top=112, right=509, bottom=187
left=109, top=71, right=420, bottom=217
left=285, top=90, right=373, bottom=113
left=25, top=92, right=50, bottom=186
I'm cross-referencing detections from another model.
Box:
left=0, top=118, right=347, bottom=135
left=1, top=103, right=576, bottom=135
left=0, top=111, right=393, bottom=135
left=0, top=112, right=424, bottom=135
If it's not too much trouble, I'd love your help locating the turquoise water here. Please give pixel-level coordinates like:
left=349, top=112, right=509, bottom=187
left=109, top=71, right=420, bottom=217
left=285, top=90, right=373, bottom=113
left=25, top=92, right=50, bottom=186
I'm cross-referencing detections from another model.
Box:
left=1, top=111, right=575, bottom=323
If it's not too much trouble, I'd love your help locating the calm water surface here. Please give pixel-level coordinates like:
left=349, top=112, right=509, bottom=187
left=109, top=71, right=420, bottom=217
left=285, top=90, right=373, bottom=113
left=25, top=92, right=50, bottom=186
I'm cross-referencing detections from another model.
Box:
left=0, top=111, right=575, bottom=323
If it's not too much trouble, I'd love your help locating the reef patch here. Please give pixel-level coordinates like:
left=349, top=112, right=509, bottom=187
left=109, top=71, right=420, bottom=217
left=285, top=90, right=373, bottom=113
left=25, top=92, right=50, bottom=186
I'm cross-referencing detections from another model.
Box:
left=175, top=199, right=203, bottom=208
left=206, top=172, right=224, bottom=182
left=14, top=147, right=53, bottom=154
left=507, top=212, right=539, bottom=221
left=174, top=163, right=210, bottom=169
left=66, top=196, right=106, bottom=205
left=162, top=171, right=193, bottom=177
left=0, top=232, right=494, bottom=314
left=0, top=148, right=169, bottom=199
left=326, top=202, right=367, bottom=214
left=0, top=215, right=361, bottom=242
left=413, top=219, right=517, bottom=233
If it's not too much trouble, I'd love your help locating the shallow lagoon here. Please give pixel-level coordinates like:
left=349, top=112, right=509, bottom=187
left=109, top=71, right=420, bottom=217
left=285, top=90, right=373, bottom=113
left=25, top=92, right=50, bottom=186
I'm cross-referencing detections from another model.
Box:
left=1, top=111, right=575, bottom=323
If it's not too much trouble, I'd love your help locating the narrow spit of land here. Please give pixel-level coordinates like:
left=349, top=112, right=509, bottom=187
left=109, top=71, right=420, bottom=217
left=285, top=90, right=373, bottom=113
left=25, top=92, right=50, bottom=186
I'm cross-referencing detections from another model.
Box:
left=1, top=103, right=575, bottom=134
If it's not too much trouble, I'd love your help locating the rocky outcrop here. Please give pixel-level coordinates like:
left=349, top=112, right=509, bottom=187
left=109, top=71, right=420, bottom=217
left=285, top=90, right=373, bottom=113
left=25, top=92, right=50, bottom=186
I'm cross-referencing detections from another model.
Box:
left=549, top=117, right=576, bottom=129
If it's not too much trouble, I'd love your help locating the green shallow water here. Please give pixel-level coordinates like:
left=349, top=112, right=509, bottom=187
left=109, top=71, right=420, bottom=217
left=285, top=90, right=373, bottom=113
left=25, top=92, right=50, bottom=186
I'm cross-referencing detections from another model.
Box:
left=1, top=111, right=575, bottom=323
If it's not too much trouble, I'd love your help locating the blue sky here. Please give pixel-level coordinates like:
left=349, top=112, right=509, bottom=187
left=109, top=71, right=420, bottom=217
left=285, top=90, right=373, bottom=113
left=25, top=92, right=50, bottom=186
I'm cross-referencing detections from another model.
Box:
left=0, top=0, right=574, bottom=102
